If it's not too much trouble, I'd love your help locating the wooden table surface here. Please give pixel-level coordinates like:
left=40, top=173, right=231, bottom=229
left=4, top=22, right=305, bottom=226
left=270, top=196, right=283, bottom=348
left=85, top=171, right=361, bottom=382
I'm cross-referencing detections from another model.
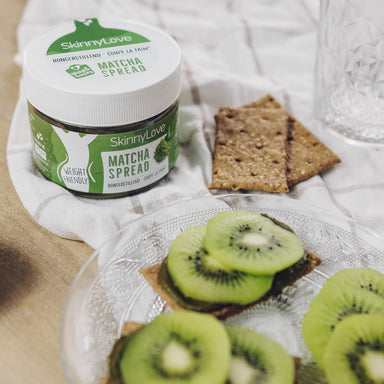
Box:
left=0, top=2, right=93, bottom=383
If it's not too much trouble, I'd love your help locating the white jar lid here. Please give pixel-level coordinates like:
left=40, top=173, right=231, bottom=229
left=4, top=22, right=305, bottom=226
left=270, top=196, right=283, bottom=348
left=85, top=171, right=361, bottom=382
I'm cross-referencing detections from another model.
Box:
left=23, top=18, right=181, bottom=127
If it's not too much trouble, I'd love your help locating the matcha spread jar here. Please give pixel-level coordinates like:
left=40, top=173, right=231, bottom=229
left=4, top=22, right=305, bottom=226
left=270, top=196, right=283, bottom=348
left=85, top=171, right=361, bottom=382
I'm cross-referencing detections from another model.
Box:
left=23, top=18, right=181, bottom=197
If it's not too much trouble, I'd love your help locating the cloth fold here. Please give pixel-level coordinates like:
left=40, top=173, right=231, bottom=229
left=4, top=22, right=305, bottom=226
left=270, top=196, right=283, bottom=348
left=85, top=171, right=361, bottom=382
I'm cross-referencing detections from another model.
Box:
left=7, top=0, right=384, bottom=250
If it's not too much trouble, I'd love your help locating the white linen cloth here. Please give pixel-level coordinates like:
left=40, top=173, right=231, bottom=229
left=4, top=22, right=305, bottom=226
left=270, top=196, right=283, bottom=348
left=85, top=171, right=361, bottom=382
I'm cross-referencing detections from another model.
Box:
left=7, top=0, right=384, bottom=250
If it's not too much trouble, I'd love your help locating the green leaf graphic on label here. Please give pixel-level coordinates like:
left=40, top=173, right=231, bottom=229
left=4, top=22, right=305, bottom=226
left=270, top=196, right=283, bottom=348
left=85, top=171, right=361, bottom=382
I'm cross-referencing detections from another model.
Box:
left=47, top=18, right=150, bottom=55
left=154, top=138, right=172, bottom=163
left=66, top=64, right=95, bottom=79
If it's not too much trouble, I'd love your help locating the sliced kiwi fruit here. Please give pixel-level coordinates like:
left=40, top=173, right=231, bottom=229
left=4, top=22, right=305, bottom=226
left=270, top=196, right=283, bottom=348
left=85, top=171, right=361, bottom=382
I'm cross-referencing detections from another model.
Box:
left=159, top=258, right=227, bottom=313
left=166, top=225, right=274, bottom=306
left=204, top=210, right=305, bottom=275
left=159, top=249, right=316, bottom=313
left=323, top=314, right=384, bottom=384
left=320, top=268, right=384, bottom=300
left=225, top=326, right=295, bottom=384
left=118, top=311, right=230, bottom=384
left=302, top=285, right=384, bottom=369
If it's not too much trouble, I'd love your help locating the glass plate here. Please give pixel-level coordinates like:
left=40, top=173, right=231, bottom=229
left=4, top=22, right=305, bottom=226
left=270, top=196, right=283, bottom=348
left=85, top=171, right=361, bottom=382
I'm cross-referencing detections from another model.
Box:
left=61, top=194, right=384, bottom=384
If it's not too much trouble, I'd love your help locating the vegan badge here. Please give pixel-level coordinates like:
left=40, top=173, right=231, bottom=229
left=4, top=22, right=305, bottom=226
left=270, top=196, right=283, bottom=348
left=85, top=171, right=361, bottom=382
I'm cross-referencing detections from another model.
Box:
left=66, top=64, right=95, bottom=79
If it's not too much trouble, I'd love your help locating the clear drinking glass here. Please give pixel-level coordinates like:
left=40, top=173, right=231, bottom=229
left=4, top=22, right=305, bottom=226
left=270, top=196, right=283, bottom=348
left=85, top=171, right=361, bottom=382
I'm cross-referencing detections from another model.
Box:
left=314, top=0, right=384, bottom=143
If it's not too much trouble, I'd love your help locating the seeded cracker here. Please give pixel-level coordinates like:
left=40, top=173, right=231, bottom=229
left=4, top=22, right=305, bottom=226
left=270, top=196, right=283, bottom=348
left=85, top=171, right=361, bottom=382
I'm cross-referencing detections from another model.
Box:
left=244, top=95, right=341, bottom=187
left=209, top=107, right=290, bottom=192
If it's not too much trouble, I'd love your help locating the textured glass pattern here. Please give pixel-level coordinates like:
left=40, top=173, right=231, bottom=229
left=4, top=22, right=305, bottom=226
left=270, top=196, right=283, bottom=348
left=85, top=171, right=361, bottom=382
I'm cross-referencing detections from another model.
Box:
left=315, top=0, right=384, bottom=142
left=61, top=194, right=384, bottom=384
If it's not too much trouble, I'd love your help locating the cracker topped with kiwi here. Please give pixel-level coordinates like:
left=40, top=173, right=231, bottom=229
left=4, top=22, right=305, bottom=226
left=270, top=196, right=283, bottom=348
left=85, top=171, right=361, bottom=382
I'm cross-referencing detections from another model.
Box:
left=140, top=209, right=321, bottom=320
left=100, top=209, right=384, bottom=384
left=105, top=311, right=298, bottom=384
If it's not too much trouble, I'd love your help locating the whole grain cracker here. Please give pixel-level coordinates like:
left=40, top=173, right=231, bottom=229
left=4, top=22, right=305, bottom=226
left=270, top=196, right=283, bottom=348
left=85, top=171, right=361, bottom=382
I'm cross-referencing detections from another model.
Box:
left=244, top=95, right=341, bottom=186
left=209, top=107, right=290, bottom=192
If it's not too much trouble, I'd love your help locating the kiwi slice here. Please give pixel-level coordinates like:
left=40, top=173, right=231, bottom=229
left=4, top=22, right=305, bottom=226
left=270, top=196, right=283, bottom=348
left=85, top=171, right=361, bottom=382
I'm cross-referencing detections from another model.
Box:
left=167, top=225, right=274, bottom=305
left=323, top=314, right=384, bottom=384
left=320, top=268, right=384, bottom=300
left=118, top=311, right=230, bottom=384
left=161, top=249, right=315, bottom=313
left=159, top=258, right=227, bottom=313
left=204, top=210, right=304, bottom=275
left=225, top=326, right=295, bottom=384
left=302, top=285, right=384, bottom=369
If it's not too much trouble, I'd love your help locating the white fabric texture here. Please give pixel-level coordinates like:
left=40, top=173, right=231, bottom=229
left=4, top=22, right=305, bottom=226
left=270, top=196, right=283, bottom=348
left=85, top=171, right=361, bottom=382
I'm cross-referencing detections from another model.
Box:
left=7, top=0, right=384, bottom=250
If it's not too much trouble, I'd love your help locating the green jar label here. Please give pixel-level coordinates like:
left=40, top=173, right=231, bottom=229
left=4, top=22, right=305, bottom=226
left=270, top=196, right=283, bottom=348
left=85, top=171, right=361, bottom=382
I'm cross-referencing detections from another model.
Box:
left=29, top=105, right=178, bottom=195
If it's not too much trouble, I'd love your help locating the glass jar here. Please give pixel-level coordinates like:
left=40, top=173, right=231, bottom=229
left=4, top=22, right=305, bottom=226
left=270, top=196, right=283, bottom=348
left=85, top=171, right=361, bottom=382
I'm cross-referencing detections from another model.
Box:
left=23, top=18, right=181, bottom=197
left=314, top=0, right=384, bottom=143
